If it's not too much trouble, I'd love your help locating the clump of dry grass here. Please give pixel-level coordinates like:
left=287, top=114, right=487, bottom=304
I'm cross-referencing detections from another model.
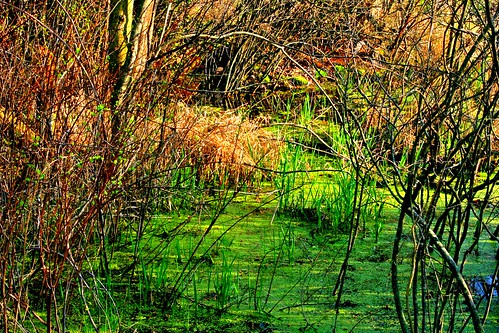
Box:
left=165, top=103, right=282, bottom=187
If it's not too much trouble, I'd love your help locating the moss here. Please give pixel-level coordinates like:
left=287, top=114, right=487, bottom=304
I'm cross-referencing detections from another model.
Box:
left=290, top=75, right=309, bottom=86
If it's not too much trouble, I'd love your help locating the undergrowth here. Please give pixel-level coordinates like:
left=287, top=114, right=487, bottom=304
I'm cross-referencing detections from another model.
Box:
left=1, top=1, right=499, bottom=332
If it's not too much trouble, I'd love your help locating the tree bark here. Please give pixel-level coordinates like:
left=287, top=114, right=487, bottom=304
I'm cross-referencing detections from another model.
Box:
left=109, top=0, right=133, bottom=75
left=108, top=0, right=155, bottom=135
left=427, top=228, right=484, bottom=333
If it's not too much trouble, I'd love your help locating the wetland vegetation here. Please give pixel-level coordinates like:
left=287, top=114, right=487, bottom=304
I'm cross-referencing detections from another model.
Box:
left=1, top=0, right=499, bottom=332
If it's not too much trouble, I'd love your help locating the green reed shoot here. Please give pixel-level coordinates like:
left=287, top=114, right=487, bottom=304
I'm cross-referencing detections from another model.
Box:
left=214, top=248, right=239, bottom=310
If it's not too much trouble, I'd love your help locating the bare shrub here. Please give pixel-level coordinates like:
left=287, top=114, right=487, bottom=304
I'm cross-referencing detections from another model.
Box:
left=0, top=1, right=285, bottom=330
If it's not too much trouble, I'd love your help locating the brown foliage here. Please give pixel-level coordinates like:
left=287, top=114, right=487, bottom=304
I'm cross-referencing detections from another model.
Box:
left=166, top=103, right=282, bottom=186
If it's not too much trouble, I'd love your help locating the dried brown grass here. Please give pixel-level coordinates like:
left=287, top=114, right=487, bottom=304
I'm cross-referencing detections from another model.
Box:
left=160, top=103, right=282, bottom=186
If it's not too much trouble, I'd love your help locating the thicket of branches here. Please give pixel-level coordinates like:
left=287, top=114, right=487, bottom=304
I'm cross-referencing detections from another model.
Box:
left=0, top=0, right=498, bottom=332
left=331, top=0, right=499, bottom=331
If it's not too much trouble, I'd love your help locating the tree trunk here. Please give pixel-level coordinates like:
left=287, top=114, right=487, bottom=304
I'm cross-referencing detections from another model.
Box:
left=108, top=0, right=155, bottom=136
left=109, top=0, right=133, bottom=75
